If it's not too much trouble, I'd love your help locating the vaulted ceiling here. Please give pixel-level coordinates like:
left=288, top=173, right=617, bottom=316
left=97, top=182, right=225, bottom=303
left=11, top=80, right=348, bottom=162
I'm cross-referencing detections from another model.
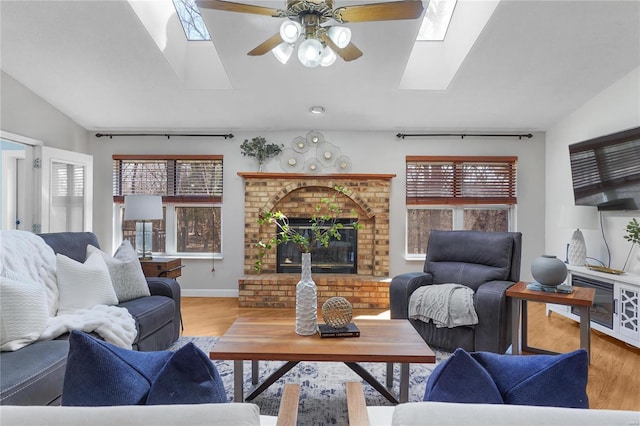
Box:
left=1, top=0, right=639, bottom=132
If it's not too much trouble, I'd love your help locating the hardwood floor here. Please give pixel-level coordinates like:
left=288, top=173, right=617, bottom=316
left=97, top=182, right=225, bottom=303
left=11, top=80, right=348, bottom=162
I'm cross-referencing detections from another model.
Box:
left=181, top=297, right=640, bottom=411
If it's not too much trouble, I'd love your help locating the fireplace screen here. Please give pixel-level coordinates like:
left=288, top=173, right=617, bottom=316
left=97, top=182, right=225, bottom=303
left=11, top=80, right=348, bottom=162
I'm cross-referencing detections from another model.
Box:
left=276, top=218, right=357, bottom=274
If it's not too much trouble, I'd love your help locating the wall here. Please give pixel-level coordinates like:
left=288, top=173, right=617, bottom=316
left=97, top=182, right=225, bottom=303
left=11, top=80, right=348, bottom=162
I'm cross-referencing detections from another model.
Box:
left=545, top=67, right=640, bottom=270
left=91, top=131, right=546, bottom=296
left=0, top=72, right=90, bottom=153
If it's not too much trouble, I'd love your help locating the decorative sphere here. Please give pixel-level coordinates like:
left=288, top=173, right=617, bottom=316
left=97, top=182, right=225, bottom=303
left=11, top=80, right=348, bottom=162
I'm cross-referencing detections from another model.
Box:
left=531, top=255, right=568, bottom=287
left=322, top=297, right=353, bottom=328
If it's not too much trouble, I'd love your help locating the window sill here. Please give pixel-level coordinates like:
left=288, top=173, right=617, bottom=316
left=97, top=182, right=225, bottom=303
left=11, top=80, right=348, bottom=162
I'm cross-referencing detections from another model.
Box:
left=404, top=255, right=426, bottom=262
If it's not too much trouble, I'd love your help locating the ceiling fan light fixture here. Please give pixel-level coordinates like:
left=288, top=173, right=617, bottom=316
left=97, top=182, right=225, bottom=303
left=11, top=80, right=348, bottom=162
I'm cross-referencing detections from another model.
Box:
left=272, top=42, right=294, bottom=64
left=280, top=20, right=302, bottom=43
left=320, top=47, right=337, bottom=67
left=298, top=38, right=324, bottom=68
left=327, top=26, right=351, bottom=49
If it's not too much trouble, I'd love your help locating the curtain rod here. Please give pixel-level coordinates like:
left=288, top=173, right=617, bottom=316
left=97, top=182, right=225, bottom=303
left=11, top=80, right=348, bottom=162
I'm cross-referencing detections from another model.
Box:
left=95, top=133, right=234, bottom=140
left=396, top=133, right=533, bottom=140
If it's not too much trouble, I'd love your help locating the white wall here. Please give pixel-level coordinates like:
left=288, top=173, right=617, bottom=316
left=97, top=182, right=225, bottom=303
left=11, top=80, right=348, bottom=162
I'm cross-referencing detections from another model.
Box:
left=0, top=72, right=90, bottom=153
left=545, top=67, right=640, bottom=270
left=91, top=130, right=545, bottom=296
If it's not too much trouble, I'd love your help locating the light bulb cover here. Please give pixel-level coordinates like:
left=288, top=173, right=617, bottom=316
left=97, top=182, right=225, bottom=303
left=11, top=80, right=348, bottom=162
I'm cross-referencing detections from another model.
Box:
left=280, top=20, right=302, bottom=43
left=320, top=47, right=336, bottom=67
left=297, top=38, right=324, bottom=68
left=272, top=42, right=294, bottom=64
left=327, top=26, right=351, bottom=49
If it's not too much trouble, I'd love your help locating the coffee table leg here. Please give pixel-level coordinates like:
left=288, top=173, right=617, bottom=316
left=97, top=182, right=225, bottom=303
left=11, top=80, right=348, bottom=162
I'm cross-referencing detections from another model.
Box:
left=577, top=305, right=591, bottom=363
left=252, top=360, right=259, bottom=384
left=234, top=360, right=244, bottom=403
left=399, top=363, right=409, bottom=403
left=345, top=362, right=399, bottom=404
left=386, top=362, right=394, bottom=388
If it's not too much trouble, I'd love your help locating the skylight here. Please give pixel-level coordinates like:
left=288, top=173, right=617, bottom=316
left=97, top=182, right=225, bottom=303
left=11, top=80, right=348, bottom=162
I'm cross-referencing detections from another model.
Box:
left=173, top=0, right=211, bottom=41
left=417, top=0, right=457, bottom=41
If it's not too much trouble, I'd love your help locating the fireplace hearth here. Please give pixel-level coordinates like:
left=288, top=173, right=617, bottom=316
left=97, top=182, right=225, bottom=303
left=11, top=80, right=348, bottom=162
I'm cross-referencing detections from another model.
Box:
left=276, top=218, right=357, bottom=274
left=238, top=172, right=395, bottom=308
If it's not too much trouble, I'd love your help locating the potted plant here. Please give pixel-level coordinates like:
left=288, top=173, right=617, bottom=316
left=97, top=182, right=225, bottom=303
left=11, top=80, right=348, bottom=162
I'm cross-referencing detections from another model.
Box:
left=240, top=136, right=283, bottom=171
left=622, top=218, right=640, bottom=272
left=254, top=185, right=362, bottom=335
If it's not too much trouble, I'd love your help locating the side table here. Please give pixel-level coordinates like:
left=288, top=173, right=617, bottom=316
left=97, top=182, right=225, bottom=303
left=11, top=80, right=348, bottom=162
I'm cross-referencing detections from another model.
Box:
left=506, top=281, right=595, bottom=362
left=140, top=257, right=184, bottom=278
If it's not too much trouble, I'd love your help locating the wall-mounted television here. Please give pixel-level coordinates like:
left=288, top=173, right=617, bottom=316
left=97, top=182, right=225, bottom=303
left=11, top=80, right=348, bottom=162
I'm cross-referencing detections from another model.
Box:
left=569, top=126, right=640, bottom=211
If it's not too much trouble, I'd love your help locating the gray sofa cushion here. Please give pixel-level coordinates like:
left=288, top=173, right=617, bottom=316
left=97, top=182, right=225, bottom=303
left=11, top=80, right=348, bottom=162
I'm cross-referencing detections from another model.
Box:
left=119, top=296, right=175, bottom=342
left=0, top=340, right=69, bottom=405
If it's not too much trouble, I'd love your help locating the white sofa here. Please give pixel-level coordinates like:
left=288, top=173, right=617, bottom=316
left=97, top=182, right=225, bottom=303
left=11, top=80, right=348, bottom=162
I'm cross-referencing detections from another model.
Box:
left=1, top=384, right=299, bottom=426
left=347, top=383, right=640, bottom=426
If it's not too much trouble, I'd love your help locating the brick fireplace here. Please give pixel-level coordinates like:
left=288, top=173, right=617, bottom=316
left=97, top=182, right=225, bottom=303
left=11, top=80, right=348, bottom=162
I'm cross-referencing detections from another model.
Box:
left=238, top=172, right=395, bottom=308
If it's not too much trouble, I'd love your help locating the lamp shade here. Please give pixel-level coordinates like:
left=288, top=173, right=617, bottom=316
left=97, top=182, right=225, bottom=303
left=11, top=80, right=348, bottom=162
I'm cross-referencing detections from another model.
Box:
left=559, top=205, right=598, bottom=230
left=297, top=38, right=324, bottom=68
left=280, top=20, right=301, bottom=44
left=272, top=42, right=294, bottom=64
left=124, top=195, right=163, bottom=221
left=327, top=26, right=351, bottom=49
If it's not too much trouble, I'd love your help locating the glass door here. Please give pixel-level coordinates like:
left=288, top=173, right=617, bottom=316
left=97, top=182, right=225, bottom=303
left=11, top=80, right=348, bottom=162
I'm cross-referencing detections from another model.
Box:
left=40, top=147, right=93, bottom=232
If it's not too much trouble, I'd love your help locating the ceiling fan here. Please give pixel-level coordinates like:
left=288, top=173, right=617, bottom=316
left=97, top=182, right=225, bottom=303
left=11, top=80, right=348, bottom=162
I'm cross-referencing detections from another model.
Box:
left=196, top=0, right=425, bottom=68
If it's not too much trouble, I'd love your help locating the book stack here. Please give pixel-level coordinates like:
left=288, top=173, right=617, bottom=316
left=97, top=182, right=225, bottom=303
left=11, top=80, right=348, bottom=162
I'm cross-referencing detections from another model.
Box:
left=317, top=323, right=360, bottom=338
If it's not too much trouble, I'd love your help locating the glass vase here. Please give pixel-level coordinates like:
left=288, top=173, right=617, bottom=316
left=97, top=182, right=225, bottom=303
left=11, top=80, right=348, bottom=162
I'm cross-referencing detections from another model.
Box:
left=296, top=252, right=318, bottom=335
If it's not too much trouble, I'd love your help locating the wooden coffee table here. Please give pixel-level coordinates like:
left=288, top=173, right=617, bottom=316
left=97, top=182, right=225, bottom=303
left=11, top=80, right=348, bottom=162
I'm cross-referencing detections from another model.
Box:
left=209, top=317, right=435, bottom=404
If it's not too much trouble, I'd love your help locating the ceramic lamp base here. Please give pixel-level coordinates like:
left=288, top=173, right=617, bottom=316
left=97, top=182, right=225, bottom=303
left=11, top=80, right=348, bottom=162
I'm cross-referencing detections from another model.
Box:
left=568, top=228, right=587, bottom=266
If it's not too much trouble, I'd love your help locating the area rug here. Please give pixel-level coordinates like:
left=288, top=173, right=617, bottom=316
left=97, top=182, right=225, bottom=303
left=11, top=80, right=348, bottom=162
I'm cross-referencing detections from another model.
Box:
left=169, top=336, right=450, bottom=426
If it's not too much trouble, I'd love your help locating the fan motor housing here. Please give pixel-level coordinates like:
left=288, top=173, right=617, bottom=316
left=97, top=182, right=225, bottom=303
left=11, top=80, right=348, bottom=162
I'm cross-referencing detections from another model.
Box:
left=287, top=0, right=335, bottom=23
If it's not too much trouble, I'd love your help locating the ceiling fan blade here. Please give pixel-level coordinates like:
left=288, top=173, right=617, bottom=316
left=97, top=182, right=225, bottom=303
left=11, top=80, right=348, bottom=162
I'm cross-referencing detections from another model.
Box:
left=335, top=0, right=424, bottom=23
left=320, top=33, right=363, bottom=62
left=247, top=33, right=284, bottom=56
left=195, top=0, right=281, bottom=17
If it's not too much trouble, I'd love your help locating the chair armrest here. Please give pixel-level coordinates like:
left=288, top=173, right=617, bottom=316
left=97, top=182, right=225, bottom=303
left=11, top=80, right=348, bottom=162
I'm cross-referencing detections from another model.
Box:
left=389, top=272, right=433, bottom=319
left=474, top=280, right=514, bottom=352
left=276, top=383, right=300, bottom=426
left=346, top=382, right=370, bottom=426
left=146, top=277, right=181, bottom=300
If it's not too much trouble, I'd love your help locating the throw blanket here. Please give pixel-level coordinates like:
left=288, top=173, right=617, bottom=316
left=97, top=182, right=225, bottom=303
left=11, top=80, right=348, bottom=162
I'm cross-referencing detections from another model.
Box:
left=1, top=230, right=137, bottom=349
left=409, top=283, right=478, bottom=328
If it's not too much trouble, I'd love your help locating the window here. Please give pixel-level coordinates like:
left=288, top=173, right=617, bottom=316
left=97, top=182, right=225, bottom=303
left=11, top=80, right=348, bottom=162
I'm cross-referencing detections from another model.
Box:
left=113, top=155, right=222, bottom=257
left=406, top=156, right=517, bottom=257
left=173, top=0, right=211, bottom=41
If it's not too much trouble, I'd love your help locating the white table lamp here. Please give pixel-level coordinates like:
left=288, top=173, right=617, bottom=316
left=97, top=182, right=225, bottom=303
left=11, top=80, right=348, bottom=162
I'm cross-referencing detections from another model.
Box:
left=560, top=205, right=598, bottom=266
left=124, top=195, right=163, bottom=260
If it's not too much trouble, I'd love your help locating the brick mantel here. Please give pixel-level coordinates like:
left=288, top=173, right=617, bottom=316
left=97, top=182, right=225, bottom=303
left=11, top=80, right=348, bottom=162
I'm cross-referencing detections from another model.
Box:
left=238, top=172, right=395, bottom=308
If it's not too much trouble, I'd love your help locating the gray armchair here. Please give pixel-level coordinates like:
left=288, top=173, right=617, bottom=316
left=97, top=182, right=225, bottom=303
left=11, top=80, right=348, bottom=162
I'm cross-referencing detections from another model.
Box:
left=390, top=230, right=522, bottom=353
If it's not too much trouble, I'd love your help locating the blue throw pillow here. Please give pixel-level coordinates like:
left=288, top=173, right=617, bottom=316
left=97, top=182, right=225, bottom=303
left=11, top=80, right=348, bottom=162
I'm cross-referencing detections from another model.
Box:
left=424, top=348, right=589, bottom=409
left=62, top=331, right=227, bottom=406
left=424, top=348, right=503, bottom=404
left=472, top=349, right=589, bottom=408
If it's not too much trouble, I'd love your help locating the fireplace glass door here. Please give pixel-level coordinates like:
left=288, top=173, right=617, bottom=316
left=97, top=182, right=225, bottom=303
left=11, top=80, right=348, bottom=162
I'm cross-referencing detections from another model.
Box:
left=276, top=218, right=357, bottom=274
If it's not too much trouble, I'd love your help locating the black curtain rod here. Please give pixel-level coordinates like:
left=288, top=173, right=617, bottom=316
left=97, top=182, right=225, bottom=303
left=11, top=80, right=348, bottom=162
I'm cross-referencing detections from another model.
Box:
left=95, top=133, right=234, bottom=140
left=396, top=133, right=533, bottom=140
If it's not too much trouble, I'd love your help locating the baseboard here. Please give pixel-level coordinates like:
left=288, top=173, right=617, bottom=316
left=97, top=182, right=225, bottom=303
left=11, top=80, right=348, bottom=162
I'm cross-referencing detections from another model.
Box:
left=180, top=289, right=239, bottom=297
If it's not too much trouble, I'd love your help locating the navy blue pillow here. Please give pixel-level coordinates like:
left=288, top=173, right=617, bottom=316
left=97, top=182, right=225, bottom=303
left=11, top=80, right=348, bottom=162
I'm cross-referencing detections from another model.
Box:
left=473, top=349, right=589, bottom=408
left=424, top=348, right=589, bottom=408
left=424, top=348, right=503, bottom=404
left=62, top=331, right=227, bottom=406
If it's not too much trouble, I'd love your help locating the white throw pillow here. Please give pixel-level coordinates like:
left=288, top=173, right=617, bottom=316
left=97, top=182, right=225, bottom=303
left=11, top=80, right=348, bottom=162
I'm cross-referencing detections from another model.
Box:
left=56, top=251, right=118, bottom=312
left=87, top=241, right=150, bottom=303
left=0, top=276, right=49, bottom=351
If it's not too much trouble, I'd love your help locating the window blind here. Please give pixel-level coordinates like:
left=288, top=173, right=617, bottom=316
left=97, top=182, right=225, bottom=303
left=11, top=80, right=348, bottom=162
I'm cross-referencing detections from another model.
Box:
left=406, top=156, right=517, bottom=205
left=113, top=155, right=223, bottom=203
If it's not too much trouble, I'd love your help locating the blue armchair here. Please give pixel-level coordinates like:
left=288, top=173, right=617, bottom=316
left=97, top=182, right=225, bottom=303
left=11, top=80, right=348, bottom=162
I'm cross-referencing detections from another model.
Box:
left=390, top=230, right=522, bottom=353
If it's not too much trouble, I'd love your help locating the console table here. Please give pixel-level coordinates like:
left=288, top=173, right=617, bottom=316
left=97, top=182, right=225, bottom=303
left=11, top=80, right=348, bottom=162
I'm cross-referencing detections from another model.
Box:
left=507, top=281, right=595, bottom=361
left=546, top=266, right=640, bottom=349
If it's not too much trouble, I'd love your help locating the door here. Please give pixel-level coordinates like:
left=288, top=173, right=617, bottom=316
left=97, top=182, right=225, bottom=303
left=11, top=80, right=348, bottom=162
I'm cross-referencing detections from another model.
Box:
left=1, top=135, right=38, bottom=232
left=40, top=147, right=93, bottom=233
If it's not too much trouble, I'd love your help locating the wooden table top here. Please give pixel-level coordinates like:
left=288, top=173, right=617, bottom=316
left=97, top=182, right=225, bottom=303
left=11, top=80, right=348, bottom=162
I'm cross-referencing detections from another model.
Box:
left=506, top=281, right=595, bottom=307
left=209, top=317, right=435, bottom=364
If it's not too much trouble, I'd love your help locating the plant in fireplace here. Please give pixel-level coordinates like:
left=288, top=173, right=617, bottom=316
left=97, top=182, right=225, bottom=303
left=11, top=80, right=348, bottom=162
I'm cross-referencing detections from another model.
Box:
left=254, top=185, right=362, bottom=273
